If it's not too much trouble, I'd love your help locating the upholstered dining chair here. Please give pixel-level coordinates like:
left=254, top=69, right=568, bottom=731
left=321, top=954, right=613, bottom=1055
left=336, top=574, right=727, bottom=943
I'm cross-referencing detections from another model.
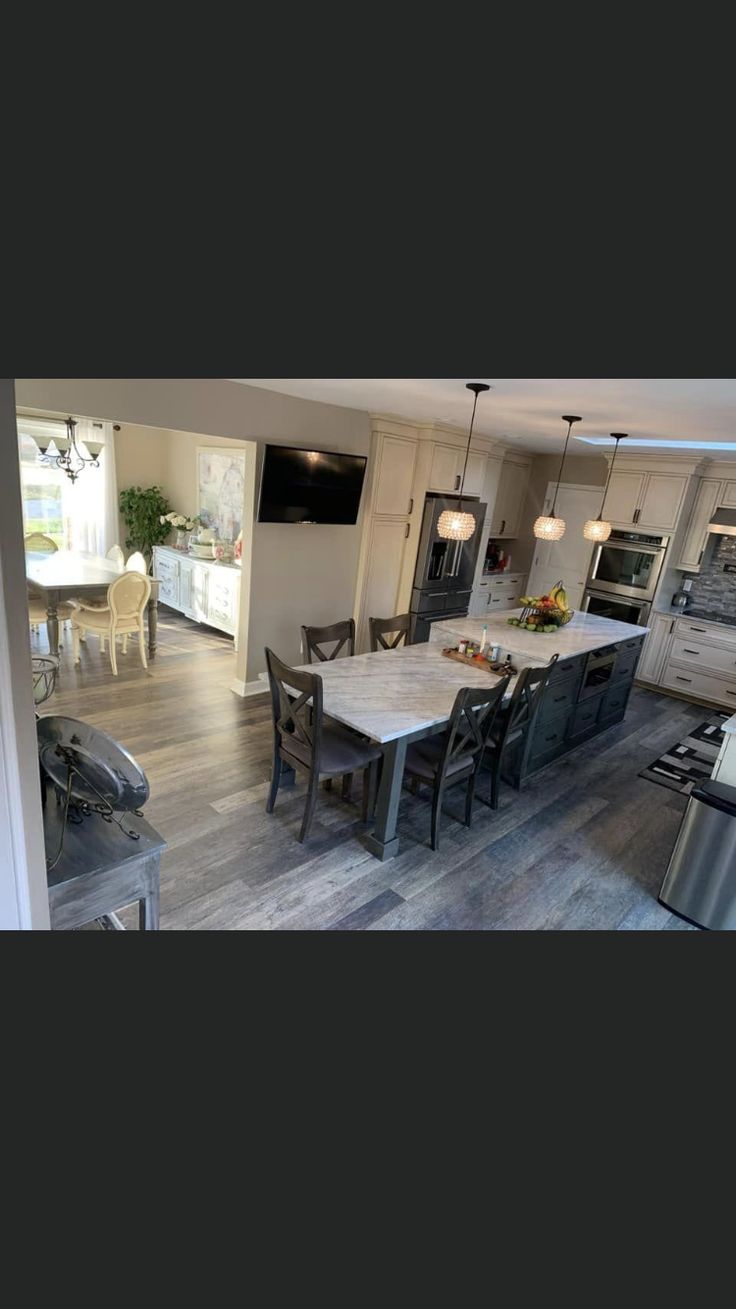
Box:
left=107, top=544, right=125, bottom=568
left=369, top=613, right=411, bottom=652
left=482, top=654, right=560, bottom=808
left=402, top=677, right=511, bottom=852
left=301, top=618, right=355, bottom=664
left=72, top=572, right=152, bottom=676
left=265, top=646, right=382, bottom=844
left=25, top=532, right=74, bottom=644
left=79, top=544, right=127, bottom=614
left=125, top=551, right=147, bottom=574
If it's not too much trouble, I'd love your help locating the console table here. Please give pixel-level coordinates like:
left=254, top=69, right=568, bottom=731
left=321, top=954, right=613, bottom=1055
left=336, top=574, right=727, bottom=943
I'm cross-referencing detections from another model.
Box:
left=152, top=545, right=240, bottom=642
left=44, top=801, right=166, bottom=931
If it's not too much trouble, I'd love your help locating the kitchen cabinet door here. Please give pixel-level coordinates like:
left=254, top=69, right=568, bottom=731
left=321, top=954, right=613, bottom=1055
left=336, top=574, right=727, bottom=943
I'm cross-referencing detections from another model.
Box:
left=678, top=479, right=723, bottom=570
left=429, top=443, right=462, bottom=493
left=489, top=461, right=529, bottom=538
left=358, top=518, right=412, bottom=651
left=462, top=451, right=486, bottom=498
left=207, top=569, right=238, bottom=632
left=637, top=473, right=688, bottom=530
left=481, top=455, right=503, bottom=525
left=636, top=613, right=675, bottom=685
left=604, top=471, right=646, bottom=525
left=720, top=481, right=736, bottom=508
left=180, top=559, right=209, bottom=623
left=373, top=435, right=418, bottom=517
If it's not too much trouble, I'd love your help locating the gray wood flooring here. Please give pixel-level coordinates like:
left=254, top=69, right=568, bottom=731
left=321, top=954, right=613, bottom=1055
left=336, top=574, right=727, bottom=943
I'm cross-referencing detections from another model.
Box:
left=38, top=610, right=699, bottom=930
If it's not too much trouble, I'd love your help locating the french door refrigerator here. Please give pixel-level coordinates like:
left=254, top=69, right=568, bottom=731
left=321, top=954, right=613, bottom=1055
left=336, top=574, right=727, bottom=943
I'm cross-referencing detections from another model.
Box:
left=409, top=495, right=487, bottom=643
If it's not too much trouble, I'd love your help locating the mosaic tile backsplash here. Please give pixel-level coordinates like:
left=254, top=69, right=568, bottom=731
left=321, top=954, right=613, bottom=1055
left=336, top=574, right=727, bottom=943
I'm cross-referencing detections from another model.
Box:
left=685, top=535, right=736, bottom=622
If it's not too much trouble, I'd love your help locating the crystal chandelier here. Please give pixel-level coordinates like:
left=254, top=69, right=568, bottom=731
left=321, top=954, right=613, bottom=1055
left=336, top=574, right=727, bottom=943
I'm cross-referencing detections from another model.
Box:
left=35, top=416, right=104, bottom=484
left=533, top=415, right=582, bottom=540
left=437, top=382, right=491, bottom=541
left=583, top=433, right=627, bottom=541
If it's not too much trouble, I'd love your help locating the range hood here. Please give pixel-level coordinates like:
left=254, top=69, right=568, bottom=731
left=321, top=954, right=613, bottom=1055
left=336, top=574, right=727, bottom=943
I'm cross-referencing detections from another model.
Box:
left=707, top=509, right=736, bottom=537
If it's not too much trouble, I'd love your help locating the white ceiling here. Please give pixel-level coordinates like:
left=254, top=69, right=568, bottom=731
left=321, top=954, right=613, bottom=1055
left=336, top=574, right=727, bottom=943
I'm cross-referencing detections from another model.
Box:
left=232, top=379, right=736, bottom=455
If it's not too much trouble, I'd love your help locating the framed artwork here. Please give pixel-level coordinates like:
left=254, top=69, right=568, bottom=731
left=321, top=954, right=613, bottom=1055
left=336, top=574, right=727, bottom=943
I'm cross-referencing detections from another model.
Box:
left=197, top=447, right=246, bottom=543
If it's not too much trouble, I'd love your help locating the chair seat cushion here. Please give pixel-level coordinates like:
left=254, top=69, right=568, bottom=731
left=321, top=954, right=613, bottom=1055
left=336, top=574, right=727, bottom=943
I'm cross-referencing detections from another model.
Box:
left=76, top=598, right=109, bottom=610
left=281, top=723, right=382, bottom=775
left=405, top=733, right=475, bottom=783
left=72, top=609, right=142, bottom=633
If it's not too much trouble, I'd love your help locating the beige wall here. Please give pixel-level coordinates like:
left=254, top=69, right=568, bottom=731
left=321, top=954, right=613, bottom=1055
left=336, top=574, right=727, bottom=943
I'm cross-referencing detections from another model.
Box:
left=512, top=453, right=608, bottom=575
left=16, top=381, right=371, bottom=687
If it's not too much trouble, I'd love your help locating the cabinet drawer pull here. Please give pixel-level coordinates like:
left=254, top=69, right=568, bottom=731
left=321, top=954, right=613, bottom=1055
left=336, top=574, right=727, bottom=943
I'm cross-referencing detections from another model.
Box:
left=729, top=691, right=736, bottom=697
left=682, top=647, right=700, bottom=654
left=689, top=627, right=707, bottom=633
left=545, top=734, right=557, bottom=742
left=501, top=520, right=506, bottom=534
left=455, top=474, right=462, bottom=491
left=676, top=676, right=692, bottom=683
left=405, top=523, right=410, bottom=539
left=408, top=498, right=414, bottom=515
left=553, top=694, right=566, bottom=703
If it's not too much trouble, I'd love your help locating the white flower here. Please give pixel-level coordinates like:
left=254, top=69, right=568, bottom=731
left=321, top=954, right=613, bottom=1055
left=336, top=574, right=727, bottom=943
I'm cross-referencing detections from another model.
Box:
left=159, top=516, right=166, bottom=524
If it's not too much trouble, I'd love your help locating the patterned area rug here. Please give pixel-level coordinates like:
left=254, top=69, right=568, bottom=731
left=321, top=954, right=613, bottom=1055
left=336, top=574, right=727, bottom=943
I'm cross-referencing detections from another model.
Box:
left=639, top=712, right=730, bottom=794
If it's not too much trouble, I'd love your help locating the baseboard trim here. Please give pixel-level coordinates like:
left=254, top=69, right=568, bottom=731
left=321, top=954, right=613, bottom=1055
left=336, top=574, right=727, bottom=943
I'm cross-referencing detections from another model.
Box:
left=231, top=678, right=268, bottom=699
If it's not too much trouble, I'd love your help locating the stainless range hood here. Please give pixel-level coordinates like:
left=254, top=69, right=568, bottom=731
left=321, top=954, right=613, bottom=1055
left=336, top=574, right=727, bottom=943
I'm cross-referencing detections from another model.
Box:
left=707, top=509, right=736, bottom=537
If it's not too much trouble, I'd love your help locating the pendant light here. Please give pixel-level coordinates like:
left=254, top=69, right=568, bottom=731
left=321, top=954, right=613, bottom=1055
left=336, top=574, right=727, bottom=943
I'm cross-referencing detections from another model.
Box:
left=533, top=415, right=582, bottom=540
left=437, top=382, right=491, bottom=541
left=583, top=433, right=627, bottom=542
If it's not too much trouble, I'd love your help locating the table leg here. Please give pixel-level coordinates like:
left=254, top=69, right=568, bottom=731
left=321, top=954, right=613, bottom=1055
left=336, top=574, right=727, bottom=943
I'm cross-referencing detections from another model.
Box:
left=147, top=595, right=158, bottom=656
left=280, top=762, right=296, bottom=788
left=365, top=737, right=407, bottom=861
left=139, top=889, right=160, bottom=930
left=46, top=596, right=60, bottom=657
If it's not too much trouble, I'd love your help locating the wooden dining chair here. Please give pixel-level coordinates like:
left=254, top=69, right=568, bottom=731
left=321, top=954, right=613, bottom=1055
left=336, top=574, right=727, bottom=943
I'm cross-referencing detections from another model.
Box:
left=72, top=573, right=152, bottom=676
left=369, top=613, right=411, bottom=652
left=265, top=647, right=382, bottom=843
left=482, top=654, right=560, bottom=808
left=402, top=677, right=511, bottom=852
left=301, top=619, right=355, bottom=664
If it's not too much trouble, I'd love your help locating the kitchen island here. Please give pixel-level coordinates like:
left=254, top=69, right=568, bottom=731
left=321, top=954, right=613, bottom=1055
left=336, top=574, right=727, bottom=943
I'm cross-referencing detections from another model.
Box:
left=429, top=610, right=649, bottom=788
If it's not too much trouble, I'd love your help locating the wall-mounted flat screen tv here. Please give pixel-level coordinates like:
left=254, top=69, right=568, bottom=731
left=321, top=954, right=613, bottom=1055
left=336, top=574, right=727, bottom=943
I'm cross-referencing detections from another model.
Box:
left=258, top=444, right=367, bottom=525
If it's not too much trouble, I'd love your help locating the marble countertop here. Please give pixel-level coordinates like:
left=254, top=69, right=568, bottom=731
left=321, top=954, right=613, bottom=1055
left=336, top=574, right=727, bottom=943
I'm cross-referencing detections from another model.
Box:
left=654, top=604, right=736, bottom=628
left=429, top=610, right=649, bottom=661
left=263, top=642, right=517, bottom=744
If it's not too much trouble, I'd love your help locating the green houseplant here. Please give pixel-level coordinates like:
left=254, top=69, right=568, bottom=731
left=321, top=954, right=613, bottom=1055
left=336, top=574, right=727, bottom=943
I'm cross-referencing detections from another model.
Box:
left=119, top=485, right=172, bottom=572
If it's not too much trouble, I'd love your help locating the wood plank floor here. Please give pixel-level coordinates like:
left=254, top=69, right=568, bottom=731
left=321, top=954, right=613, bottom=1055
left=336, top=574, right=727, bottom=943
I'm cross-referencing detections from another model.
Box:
left=37, top=611, right=699, bottom=930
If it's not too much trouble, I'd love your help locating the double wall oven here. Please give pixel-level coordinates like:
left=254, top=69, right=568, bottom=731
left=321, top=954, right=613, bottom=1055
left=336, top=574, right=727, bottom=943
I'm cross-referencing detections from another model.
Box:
left=581, top=529, right=670, bottom=626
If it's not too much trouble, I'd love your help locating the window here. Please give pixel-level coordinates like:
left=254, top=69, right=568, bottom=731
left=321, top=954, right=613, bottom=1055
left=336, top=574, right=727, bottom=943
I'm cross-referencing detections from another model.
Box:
left=19, top=433, right=70, bottom=549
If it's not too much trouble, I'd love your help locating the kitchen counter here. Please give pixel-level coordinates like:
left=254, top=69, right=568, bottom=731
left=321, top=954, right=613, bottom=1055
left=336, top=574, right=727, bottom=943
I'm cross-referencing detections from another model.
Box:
left=654, top=605, right=736, bottom=627
left=429, top=610, right=650, bottom=662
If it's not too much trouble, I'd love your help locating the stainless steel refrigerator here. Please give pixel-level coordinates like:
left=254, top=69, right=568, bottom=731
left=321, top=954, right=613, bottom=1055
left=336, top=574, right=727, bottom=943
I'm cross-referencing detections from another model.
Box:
left=409, top=495, right=487, bottom=643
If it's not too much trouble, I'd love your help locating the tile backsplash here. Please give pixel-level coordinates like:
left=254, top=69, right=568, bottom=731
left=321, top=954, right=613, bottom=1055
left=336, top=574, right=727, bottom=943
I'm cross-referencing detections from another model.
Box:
left=685, top=535, right=736, bottom=620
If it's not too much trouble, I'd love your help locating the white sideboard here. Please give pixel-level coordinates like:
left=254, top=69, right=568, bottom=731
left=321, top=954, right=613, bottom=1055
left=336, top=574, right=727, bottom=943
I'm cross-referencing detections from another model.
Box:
left=152, top=546, right=241, bottom=641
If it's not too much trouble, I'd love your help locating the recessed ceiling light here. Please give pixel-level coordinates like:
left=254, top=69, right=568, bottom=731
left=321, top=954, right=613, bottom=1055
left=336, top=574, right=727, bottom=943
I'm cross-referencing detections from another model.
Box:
left=576, top=437, right=736, bottom=451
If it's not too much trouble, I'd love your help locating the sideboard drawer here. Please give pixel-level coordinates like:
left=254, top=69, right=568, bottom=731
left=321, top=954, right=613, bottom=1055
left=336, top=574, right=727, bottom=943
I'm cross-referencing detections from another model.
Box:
left=661, top=663, right=736, bottom=708
left=154, top=552, right=180, bottom=607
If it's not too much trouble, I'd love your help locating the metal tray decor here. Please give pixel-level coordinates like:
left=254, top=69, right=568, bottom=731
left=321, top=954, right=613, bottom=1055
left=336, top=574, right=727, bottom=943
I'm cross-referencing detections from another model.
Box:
left=37, top=716, right=150, bottom=871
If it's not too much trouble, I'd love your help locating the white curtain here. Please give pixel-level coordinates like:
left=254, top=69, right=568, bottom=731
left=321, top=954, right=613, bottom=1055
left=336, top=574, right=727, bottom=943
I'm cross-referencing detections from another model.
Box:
left=65, top=420, right=119, bottom=555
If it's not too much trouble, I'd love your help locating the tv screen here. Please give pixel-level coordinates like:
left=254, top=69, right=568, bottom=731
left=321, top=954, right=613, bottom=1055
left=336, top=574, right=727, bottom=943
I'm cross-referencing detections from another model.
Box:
left=258, top=445, right=367, bottom=525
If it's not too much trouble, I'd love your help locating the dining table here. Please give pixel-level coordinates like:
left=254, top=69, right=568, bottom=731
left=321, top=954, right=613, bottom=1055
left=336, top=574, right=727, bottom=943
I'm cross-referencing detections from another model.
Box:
left=25, top=550, right=159, bottom=658
left=280, top=641, right=523, bottom=861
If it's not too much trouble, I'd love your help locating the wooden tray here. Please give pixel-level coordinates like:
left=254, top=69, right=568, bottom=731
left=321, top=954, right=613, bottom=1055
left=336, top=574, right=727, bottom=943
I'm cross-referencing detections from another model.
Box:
left=442, top=648, right=516, bottom=675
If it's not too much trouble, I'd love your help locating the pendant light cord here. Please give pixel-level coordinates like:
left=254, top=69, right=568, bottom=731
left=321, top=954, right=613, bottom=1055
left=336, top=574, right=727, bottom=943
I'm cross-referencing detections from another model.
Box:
left=597, top=435, right=623, bottom=521
left=550, top=418, right=575, bottom=518
left=457, top=388, right=480, bottom=509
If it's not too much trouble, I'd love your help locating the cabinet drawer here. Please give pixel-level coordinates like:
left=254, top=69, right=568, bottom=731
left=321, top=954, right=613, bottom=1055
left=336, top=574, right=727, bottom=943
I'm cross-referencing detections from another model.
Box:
left=530, top=711, right=570, bottom=763
left=538, top=681, right=577, bottom=724
left=568, top=697, right=602, bottom=741
left=661, top=663, right=736, bottom=708
left=670, top=636, right=736, bottom=678
left=599, top=681, right=631, bottom=724
left=675, top=616, right=736, bottom=649
left=612, top=646, right=643, bottom=683
left=547, top=654, right=585, bottom=690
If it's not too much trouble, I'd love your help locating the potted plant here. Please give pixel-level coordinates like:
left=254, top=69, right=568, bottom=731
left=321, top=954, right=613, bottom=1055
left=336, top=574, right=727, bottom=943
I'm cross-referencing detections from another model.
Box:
left=118, top=486, right=172, bottom=573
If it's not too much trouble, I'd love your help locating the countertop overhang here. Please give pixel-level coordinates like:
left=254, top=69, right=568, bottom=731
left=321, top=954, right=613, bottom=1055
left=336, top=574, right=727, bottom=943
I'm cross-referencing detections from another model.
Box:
left=429, top=610, right=650, bottom=662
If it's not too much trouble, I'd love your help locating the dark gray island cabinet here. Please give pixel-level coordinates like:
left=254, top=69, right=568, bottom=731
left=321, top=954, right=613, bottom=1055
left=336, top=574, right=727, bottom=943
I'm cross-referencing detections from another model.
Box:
left=429, top=610, right=648, bottom=790
left=503, top=631, right=645, bottom=786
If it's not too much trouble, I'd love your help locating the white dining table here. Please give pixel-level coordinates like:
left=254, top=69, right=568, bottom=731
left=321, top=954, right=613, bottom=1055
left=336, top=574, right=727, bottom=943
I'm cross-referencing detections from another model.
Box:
left=277, top=642, right=519, bottom=861
left=26, top=551, right=159, bottom=658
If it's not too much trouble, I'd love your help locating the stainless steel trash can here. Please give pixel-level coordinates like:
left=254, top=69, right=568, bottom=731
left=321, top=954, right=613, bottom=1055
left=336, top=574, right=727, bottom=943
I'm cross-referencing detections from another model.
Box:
left=660, top=779, right=736, bottom=929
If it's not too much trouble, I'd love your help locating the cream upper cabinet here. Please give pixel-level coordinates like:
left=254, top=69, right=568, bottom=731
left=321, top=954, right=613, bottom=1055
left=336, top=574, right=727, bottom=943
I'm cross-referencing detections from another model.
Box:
left=678, top=479, right=723, bottom=571
left=720, top=481, right=736, bottom=508
left=373, top=435, right=418, bottom=517
left=606, top=470, right=688, bottom=530
left=481, top=455, right=503, bottom=525
left=429, top=443, right=463, bottom=493
left=489, top=460, right=530, bottom=538
left=603, top=472, right=646, bottom=525
left=637, top=474, right=688, bottom=530
left=462, top=451, right=486, bottom=498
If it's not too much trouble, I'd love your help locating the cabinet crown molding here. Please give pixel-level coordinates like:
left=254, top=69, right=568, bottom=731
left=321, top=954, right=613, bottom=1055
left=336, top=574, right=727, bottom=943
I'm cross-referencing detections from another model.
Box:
left=605, top=452, right=710, bottom=476
left=369, top=412, right=512, bottom=457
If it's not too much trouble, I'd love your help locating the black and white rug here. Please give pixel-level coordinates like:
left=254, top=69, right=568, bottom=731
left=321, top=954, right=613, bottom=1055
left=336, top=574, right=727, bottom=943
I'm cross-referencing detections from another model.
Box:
left=639, top=712, right=730, bottom=794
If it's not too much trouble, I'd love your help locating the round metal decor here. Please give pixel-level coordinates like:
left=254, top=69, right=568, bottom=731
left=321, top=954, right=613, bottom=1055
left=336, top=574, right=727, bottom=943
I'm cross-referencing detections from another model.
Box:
left=36, top=716, right=150, bottom=812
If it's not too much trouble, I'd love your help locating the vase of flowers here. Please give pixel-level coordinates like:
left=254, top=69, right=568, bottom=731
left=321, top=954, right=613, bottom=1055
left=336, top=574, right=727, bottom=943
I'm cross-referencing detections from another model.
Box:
left=160, top=512, right=201, bottom=550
